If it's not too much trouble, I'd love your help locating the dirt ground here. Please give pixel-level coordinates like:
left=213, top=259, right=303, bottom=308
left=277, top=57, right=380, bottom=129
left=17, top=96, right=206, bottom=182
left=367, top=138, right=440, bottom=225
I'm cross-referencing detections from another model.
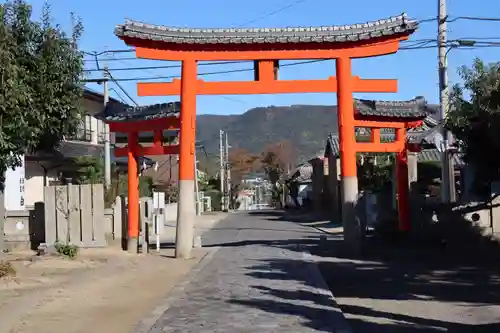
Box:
left=0, top=247, right=209, bottom=333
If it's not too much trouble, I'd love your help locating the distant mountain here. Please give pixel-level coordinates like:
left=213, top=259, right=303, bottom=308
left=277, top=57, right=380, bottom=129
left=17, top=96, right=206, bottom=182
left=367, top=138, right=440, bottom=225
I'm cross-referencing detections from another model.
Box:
left=196, top=104, right=440, bottom=163
left=196, top=105, right=338, bottom=163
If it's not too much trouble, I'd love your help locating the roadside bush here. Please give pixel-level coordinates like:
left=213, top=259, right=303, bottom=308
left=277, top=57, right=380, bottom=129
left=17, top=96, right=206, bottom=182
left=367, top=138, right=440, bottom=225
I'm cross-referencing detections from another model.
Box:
left=0, top=261, right=16, bottom=278
left=55, top=242, right=79, bottom=259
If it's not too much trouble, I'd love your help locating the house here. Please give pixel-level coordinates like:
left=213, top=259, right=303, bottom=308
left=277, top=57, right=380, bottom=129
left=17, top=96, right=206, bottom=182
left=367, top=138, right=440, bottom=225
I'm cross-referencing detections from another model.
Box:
left=4, top=88, right=154, bottom=210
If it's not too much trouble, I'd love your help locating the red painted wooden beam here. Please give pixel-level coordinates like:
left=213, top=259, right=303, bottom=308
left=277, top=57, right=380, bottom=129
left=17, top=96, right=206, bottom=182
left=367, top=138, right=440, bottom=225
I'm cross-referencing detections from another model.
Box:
left=353, top=119, right=424, bottom=129
left=108, top=117, right=180, bottom=132
left=115, top=144, right=179, bottom=157
left=355, top=141, right=404, bottom=153
left=137, top=76, right=397, bottom=96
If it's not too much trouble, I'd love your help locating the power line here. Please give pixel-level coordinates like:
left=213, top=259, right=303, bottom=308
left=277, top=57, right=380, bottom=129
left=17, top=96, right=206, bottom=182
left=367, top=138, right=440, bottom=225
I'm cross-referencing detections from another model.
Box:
left=84, top=56, right=137, bottom=63
left=82, top=49, right=134, bottom=57
left=97, top=59, right=326, bottom=82
left=105, top=70, right=139, bottom=105
left=85, top=60, right=247, bottom=72
left=82, top=38, right=497, bottom=63
left=87, top=43, right=500, bottom=82
left=109, top=87, right=127, bottom=103
left=83, top=39, right=441, bottom=73
left=237, top=0, right=309, bottom=27
left=448, top=16, right=500, bottom=23
left=82, top=37, right=431, bottom=63
left=414, top=15, right=500, bottom=24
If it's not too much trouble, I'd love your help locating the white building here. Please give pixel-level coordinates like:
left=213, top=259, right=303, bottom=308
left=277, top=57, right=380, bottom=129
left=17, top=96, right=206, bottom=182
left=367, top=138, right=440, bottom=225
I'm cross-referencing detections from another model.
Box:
left=4, top=88, right=127, bottom=209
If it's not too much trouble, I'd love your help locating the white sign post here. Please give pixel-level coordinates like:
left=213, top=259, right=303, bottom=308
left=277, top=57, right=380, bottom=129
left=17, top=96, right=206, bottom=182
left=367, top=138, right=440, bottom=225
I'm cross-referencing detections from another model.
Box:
left=153, top=191, right=165, bottom=252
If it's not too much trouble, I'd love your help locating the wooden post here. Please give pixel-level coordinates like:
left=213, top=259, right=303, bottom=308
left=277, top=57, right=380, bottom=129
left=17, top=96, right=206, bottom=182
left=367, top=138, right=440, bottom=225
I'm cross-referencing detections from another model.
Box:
left=336, top=57, right=361, bottom=250
left=175, top=59, right=197, bottom=259
left=127, top=132, right=139, bottom=253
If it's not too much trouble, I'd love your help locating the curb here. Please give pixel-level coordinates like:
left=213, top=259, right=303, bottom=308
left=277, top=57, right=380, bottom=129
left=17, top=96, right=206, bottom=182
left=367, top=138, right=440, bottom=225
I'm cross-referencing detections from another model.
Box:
left=302, top=251, right=353, bottom=333
left=132, top=246, right=221, bottom=333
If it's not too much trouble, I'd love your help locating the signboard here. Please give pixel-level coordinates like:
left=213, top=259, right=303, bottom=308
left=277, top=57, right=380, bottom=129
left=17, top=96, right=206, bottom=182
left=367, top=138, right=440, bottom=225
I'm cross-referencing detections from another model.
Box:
left=4, top=155, right=25, bottom=211
left=152, top=191, right=166, bottom=252
left=153, top=192, right=165, bottom=209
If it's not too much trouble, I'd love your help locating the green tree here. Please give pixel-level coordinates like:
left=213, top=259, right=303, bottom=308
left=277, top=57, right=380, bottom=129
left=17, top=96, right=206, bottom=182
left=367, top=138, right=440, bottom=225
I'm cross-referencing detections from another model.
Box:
left=260, top=141, right=294, bottom=207
left=446, top=58, right=500, bottom=194
left=0, top=0, right=84, bottom=177
left=73, top=156, right=104, bottom=184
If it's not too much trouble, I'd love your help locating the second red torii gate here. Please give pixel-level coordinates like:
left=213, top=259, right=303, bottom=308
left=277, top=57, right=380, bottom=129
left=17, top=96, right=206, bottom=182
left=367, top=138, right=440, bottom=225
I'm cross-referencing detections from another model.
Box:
left=99, top=102, right=181, bottom=252
left=113, top=13, right=421, bottom=257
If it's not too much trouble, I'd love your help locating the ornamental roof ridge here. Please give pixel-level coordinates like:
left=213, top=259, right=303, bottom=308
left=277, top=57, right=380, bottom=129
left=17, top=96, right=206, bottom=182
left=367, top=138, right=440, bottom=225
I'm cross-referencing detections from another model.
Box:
left=115, top=13, right=418, bottom=45
left=97, top=101, right=181, bottom=122
left=354, top=96, right=427, bottom=106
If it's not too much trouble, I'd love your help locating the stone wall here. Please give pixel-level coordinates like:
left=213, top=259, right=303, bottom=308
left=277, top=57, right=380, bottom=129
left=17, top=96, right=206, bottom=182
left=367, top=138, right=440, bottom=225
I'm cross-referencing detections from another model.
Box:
left=4, top=203, right=118, bottom=251
left=4, top=209, right=34, bottom=251
left=3, top=197, right=181, bottom=252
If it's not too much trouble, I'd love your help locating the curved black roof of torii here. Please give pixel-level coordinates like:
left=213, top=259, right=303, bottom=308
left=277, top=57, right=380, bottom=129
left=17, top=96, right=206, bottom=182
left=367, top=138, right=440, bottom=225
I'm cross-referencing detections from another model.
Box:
left=115, top=13, right=418, bottom=46
left=354, top=96, right=433, bottom=119
left=324, top=97, right=464, bottom=166
left=96, top=102, right=180, bottom=123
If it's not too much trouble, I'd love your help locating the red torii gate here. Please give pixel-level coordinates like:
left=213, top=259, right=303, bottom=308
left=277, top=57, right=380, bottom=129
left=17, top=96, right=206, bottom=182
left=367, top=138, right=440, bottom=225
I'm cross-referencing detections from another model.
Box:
left=113, top=13, right=420, bottom=257
left=100, top=102, right=181, bottom=251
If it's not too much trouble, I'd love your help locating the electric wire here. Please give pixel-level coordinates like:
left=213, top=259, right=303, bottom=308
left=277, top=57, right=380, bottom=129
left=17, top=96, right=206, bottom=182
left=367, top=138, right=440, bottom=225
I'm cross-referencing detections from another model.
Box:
left=89, top=43, right=500, bottom=82
left=82, top=39, right=459, bottom=73
left=105, top=69, right=139, bottom=105
left=236, top=0, right=309, bottom=27
left=108, top=87, right=127, bottom=103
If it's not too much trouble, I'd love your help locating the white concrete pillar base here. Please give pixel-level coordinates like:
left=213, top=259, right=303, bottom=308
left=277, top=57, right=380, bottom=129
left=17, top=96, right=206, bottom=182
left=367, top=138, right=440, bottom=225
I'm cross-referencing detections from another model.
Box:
left=127, top=237, right=138, bottom=254
left=175, top=179, right=196, bottom=259
left=341, top=176, right=362, bottom=253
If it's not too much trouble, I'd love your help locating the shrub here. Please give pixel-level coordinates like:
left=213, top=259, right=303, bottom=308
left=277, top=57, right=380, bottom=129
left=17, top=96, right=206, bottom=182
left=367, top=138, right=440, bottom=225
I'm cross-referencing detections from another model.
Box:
left=0, top=261, right=16, bottom=279
left=54, top=242, right=79, bottom=259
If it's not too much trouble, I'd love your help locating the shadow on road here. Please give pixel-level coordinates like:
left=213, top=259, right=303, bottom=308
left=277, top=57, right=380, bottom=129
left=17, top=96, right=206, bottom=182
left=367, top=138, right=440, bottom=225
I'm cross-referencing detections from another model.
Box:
left=225, top=210, right=500, bottom=332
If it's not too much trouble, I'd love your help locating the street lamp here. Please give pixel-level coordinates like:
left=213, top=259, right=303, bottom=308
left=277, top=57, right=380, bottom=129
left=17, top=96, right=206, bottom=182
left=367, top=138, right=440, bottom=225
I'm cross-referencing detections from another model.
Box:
left=440, top=39, right=476, bottom=203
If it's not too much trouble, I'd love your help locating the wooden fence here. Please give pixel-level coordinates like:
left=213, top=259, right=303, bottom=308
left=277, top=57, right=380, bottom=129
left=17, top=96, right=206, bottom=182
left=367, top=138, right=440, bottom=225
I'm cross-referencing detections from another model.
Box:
left=44, top=184, right=106, bottom=247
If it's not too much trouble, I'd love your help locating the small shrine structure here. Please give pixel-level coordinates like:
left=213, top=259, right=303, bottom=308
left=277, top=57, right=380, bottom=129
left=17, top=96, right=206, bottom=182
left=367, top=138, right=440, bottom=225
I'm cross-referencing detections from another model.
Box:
left=322, top=97, right=429, bottom=230
left=113, top=13, right=420, bottom=257
left=98, top=102, right=180, bottom=251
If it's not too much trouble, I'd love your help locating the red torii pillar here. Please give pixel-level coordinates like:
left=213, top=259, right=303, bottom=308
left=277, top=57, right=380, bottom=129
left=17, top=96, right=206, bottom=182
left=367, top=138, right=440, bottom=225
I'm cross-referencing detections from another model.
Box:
left=352, top=117, right=423, bottom=234
left=107, top=116, right=180, bottom=253
left=396, top=128, right=410, bottom=232
left=176, top=59, right=198, bottom=259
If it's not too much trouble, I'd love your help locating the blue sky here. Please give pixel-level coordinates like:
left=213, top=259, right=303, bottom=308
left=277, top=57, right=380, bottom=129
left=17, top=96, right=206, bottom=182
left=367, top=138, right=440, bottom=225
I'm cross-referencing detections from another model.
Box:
left=30, top=0, right=499, bottom=115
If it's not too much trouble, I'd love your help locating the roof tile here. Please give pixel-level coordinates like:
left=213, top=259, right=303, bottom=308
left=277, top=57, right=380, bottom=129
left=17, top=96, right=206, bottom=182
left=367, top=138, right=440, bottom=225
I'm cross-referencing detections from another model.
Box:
left=97, top=102, right=181, bottom=122
left=354, top=96, right=430, bottom=119
left=115, top=14, right=418, bottom=46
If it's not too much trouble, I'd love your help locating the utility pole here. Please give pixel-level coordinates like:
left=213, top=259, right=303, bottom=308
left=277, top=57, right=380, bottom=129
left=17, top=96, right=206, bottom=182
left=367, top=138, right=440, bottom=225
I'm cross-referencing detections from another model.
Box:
left=224, top=132, right=230, bottom=211
left=103, top=66, right=111, bottom=189
left=219, top=130, right=225, bottom=211
left=438, top=0, right=455, bottom=202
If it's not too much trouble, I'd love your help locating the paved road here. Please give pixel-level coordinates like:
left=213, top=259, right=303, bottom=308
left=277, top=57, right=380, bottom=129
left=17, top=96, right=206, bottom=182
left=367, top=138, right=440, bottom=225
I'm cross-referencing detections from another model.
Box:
left=147, top=211, right=351, bottom=333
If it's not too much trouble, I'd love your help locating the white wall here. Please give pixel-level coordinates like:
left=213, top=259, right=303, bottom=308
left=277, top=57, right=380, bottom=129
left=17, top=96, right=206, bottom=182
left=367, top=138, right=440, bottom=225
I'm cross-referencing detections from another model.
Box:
left=4, top=155, right=25, bottom=210
left=164, top=203, right=178, bottom=222
left=76, top=98, right=105, bottom=145
left=24, top=161, right=57, bottom=207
